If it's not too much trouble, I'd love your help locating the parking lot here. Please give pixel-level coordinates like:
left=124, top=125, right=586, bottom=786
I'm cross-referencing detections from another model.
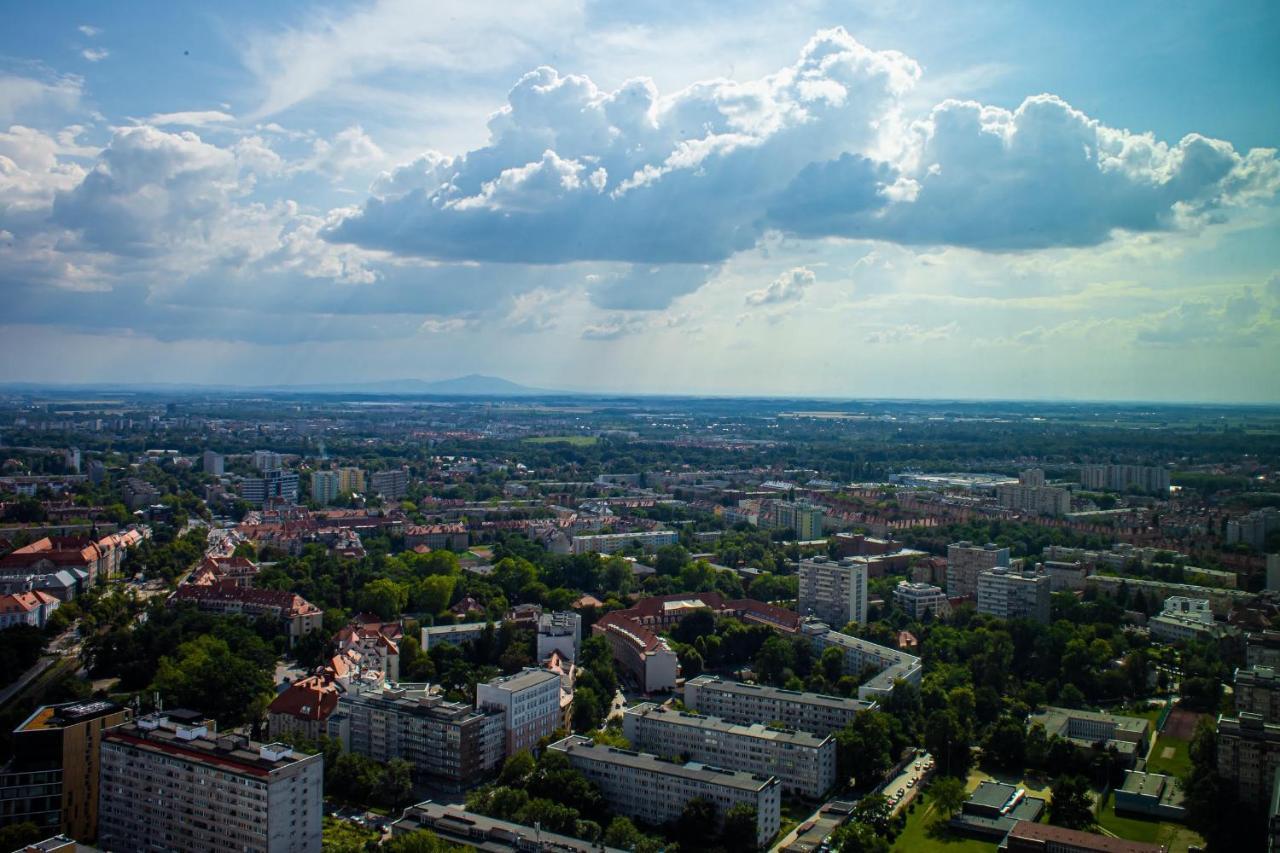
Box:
left=882, top=752, right=933, bottom=815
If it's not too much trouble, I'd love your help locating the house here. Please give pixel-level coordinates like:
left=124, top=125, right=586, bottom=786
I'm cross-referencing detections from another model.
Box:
left=0, top=590, right=59, bottom=628
left=267, top=675, right=340, bottom=741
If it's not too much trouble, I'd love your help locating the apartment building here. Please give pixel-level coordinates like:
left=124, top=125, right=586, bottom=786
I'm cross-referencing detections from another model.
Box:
left=976, top=567, right=1051, bottom=623
left=252, top=450, right=284, bottom=472
left=328, top=684, right=503, bottom=787
left=1079, top=464, right=1171, bottom=494
left=310, top=470, right=340, bottom=505
left=1236, top=667, right=1280, bottom=724
left=682, top=676, right=872, bottom=738
left=591, top=611, right=680, bottom=692
left=202, top=451, right=224, bottom=476
left=1084, top=575, right=1249, bottom=617
left=369, top=468, right=409, bottom=500
left=404, top=524, right=469, bottom=551
left=1149, top=597, right=1229, bottom=644
left=797, top=557, right=868, bottom=628
left=267, top=676, right=341, bottom=741
left=422, top=621, right=488, bottom=650
left=0, top=700, right=129, bottom=840
left=995, top=482, right=1071, bottom=517
left=893, top=581, right=948, bottom=620
left=392, top=801, right=628, bottom=852
left=623, top=703, right=836, bottom=799
left=1249, top=631, right=1280, bottom=670
left=1217, top=712, right=1280, bottom=808
left=337, top=467, right=365, bottom=494
left=801, top=621, right=923, bottom=702
left=169, top=583, right=323, bottom=646
left=241, top=469, right=300, bottom=507
left=946, top=542, right=1010, bottom=598
left=536, top=610, right=582, bottom=661
left=548, top=735, right=782, bottom=848
left=769, top=502, right=825, bottom=540
left=476, top=669, right=562, bottom=756
left=1228, top=508, right=1280, bottom=552
left=570, top=530, right=679, bottom=555
left=0, top=591, right=60, bottom=629
left=98, top=711, right=322, bottom=853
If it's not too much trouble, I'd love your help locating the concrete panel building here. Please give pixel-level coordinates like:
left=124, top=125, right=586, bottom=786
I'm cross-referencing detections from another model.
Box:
left=548, top=735, right=782, bottom=848
left=946, top=542, right=1010, bottom=599
left=623, top=703, right=836, bottom=799
left=976, top=567, right=1051, bottom=623
left=1236, top=666, right=1280, bottom=724
left=682, top=676, right=871, bottom=738
left=392, top=801, right=628, bottom=852
left=476, top=668, right=563, bottom=756
left=570, top=530, right=679, bottom=555
left=329, top=684, right=503, bottom=787
left=98, top=711, right=322, bottom=853
left=310, top=470, right=340, bottom=505
left=797, top=557, right=868, bottom=628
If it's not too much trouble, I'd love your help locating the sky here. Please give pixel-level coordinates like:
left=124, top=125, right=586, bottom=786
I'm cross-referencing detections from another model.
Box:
left=1, top=0, right=1278, bottom=401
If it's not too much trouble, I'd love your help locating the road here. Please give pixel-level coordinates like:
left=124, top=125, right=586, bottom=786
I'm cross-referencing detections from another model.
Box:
left=883, top=753, right=934, bottom=816
left=0, top=657, right=57, bottom=708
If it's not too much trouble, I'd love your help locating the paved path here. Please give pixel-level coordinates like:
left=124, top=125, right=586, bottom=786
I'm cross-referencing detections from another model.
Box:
left=0, top=657, right=56, bottom=708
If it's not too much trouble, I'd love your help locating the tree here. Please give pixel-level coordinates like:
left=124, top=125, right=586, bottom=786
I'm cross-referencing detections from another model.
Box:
left=925, top=708, right=973, bottom=777
left=357, top=578, right=408, bottom=620
left=675, top=796, right=718, bottom=849
left=603, top=816, right=642, bottom=849
left=829, top=821, right=890, bottom=853
left=722, top=802, right=759, bottom=851
left=382, top=829, right=465, bottom=853
left=152, top=634, right=274, bottom=727
left=849, top=794, right=890, bottom=834
left=1048, top=775, right=1094, bottom=829
left=928, top=776, right=967, bottom=823
left=754, top=635, right=796, bottom=684
left=982, top=715, right=1027, bottom=770
left=835, top=711, right=894, bottom=784
left=377, top=758, right=413, bottom=811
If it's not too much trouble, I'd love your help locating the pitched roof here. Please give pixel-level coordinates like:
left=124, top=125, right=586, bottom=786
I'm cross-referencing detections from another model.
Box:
left=267, top=676, right=339, bottom=721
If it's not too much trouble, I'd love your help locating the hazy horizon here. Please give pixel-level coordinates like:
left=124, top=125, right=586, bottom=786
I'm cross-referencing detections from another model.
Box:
left=2, top=2, right=1278, bottom=401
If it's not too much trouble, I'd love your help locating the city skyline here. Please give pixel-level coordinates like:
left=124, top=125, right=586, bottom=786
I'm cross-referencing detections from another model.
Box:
left=1, top=2, right=1278, bottom=401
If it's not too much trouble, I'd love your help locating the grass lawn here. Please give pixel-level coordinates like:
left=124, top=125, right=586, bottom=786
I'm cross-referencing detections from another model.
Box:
left=522, top=435, right=598, bottom=446
left=1144, top=733, right=1193, bottom=778
left=1095, top=793, right=1204, bottom=853
left=891, top=796, right=995, bottom=853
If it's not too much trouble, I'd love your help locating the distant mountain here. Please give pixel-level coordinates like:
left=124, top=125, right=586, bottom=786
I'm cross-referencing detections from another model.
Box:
left=360, top=374, right=553, bottom=396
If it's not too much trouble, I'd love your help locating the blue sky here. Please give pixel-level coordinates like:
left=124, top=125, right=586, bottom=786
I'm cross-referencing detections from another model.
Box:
left=1, top=1, right=1277, bottom=400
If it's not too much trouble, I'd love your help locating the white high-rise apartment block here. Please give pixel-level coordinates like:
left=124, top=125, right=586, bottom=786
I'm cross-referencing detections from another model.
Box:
left=797, top=557, right=868, bottom=628
left=476, top=668, right=562, bottom=756
left=98, top=712, right=322, bottom=853
left=1079, top=464, right=1171, bottom=494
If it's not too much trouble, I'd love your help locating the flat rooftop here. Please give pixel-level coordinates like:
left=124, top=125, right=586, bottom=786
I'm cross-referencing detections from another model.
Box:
left=627, top=703, right=831, bottom=747
left=104, top=714, right=316, bottom=777
left=685, top=676, right=872, bottom=711
left=548, top=735, right=778, bottom=792
left=18, top=700, right=126, bottom=732
left=394, top=801, right=628, bottom=853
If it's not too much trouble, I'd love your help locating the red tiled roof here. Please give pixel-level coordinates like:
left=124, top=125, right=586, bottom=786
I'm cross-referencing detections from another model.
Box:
left=267, top=676, right=339, bottom=721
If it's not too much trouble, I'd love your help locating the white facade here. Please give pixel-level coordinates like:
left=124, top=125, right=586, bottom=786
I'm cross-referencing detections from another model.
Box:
left=571, top=530, right=679, bottom=555
left=536, top=611, right=582, bottom=661
left=623, top=703, right=837, bottom=799
left=893, top=581, right=947, bottom=620
left=476, top=668, right=563, bottom=756
left=797, top=557, right=868, bottom=628
left=682, top=676, right=871, bottom=738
